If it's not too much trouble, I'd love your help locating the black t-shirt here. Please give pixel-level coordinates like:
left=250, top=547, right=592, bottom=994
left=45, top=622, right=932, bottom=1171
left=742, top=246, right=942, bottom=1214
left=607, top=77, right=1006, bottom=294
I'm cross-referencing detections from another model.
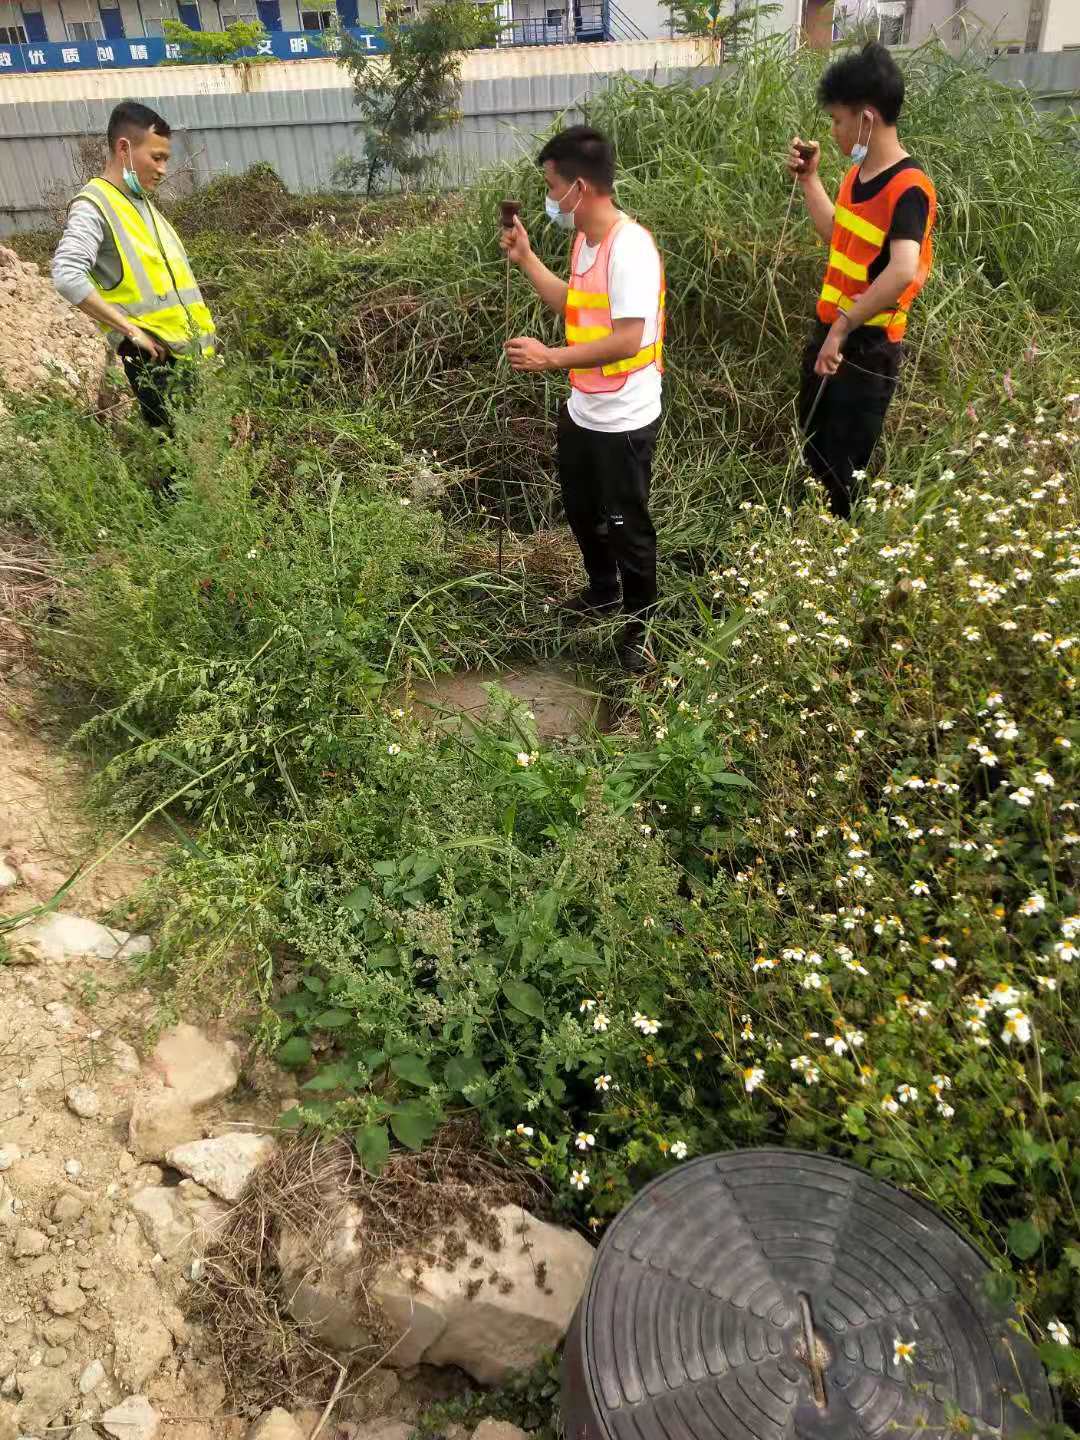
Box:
left=850, top=157, right=931, bottom=282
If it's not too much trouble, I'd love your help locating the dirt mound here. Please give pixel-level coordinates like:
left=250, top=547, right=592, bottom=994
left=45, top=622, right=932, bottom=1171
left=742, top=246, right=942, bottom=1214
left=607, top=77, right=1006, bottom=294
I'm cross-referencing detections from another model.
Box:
left=0, top=246, right=108, bottom=404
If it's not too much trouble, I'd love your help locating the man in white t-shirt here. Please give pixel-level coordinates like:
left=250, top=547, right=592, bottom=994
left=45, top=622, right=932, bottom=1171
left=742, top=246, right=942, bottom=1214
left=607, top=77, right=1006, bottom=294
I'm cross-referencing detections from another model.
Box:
left=502, top=126, right=665, bottom=673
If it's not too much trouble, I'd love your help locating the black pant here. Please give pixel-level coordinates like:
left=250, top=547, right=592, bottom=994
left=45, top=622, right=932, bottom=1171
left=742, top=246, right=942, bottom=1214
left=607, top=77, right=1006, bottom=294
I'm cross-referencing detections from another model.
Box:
left=118, top=337, right=178, bottom=431
left=556, top=402, right=660, bottom=616
left=799, top=322, right=902, bottom=518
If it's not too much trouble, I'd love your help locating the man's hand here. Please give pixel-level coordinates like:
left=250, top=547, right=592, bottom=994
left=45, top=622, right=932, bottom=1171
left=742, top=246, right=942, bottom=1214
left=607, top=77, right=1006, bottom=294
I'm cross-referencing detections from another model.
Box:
left=126, top=326, right=167, bottom=361
left=814, top=321, right=846, bottom=377
left=499, top=216, right=533, bottom=267
left=788, top=137, right=820, bottom=182
left=505, top=336, right=553, bottom=372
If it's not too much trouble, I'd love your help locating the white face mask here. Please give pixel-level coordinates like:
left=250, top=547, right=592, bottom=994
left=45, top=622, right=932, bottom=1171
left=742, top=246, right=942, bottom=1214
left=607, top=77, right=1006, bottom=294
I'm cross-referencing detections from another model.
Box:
left=545, top=180, right=581, bottom=230
left=851, top=112, right=874, bottom=165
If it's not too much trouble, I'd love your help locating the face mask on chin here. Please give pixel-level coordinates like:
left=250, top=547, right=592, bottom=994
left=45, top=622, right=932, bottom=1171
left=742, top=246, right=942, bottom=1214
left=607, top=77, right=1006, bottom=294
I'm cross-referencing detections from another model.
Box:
left=545, top=180, right=581, bottom=230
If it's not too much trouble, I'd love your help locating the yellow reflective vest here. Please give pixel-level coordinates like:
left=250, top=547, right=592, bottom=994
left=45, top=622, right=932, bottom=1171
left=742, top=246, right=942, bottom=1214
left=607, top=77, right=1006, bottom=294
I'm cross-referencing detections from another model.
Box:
left=75, top=177, right=215, bottom=358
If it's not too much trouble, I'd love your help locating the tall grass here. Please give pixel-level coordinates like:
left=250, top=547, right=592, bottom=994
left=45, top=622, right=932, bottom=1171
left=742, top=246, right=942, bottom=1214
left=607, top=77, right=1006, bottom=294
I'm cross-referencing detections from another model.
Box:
left=339, top=40, right=1080, bottom=548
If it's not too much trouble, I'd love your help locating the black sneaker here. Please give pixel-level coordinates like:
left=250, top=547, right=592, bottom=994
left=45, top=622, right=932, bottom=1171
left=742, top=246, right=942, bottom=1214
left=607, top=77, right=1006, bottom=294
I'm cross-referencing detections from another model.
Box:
left=618, top=622, right=655, bottom=674
left=558, top=585, right=621, bottom=618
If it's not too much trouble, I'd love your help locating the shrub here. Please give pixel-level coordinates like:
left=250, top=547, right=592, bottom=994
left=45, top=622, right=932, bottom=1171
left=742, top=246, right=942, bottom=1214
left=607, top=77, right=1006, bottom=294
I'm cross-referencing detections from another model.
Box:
left=2, top=39, right=1079, bottom=1392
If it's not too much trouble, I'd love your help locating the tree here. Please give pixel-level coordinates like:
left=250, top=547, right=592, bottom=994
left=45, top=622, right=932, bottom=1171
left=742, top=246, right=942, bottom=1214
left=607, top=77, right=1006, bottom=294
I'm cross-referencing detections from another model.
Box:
left=334, top=0, right=501, bottom=196
left=667, top=0, right=780, bottom=57
left=163, top=17, right=270, bottom=64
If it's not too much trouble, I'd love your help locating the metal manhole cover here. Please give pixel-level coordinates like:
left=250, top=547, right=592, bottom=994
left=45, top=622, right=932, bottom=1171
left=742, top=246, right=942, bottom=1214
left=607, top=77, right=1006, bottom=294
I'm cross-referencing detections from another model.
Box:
left=563, top=1149, right=1053, bottom=1440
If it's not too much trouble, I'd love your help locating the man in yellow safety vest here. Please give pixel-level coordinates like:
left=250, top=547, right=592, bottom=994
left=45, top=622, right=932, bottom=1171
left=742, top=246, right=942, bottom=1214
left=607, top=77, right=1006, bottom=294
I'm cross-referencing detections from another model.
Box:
left=52, top=101, right=215, bottom=464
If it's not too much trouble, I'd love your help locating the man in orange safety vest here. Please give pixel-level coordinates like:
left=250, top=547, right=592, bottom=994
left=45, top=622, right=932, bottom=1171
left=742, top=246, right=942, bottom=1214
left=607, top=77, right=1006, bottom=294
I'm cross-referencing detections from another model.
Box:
left=502, top=125, right=666, bottom=674
left=789, top=42, right=936, bottom=518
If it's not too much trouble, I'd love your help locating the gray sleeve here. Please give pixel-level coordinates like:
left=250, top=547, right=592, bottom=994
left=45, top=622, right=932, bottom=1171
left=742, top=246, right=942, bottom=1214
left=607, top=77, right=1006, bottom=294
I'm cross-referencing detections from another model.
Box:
left=51, top=200, right=107, bottom=306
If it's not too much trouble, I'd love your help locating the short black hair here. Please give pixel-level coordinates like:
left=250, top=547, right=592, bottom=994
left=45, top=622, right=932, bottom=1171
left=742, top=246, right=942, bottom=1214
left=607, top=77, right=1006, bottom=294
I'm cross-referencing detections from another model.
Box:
left=537, top=126, right=616, bottom=194
left=818, top=42, right=905, bottom=126
left=107, top=101, right=171, bottom=152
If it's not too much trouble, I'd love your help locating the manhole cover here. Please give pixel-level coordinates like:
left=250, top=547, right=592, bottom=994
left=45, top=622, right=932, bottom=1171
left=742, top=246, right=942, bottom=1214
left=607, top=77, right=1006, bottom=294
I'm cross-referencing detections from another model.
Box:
left=563, top=1149, right=1053, bottom=1440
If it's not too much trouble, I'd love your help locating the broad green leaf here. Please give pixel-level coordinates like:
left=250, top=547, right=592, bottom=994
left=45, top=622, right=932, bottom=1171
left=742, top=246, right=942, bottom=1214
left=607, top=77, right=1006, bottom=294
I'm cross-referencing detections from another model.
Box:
left=341, top=885, right=372, bottom=916
left=502, top=979, right=546, bottom=1023
left=979, top=1168, right=1014, bottom=1188
left=372, top=860, right=397, bottom=877
left=278, top=1105, right=303, bottom=1129
left=1038, top=1342, right=1080, bottom=1379
left=445, top=1055, right=486, bottom=1092
left=1007, top=1219, right=1041, bottom=1260
left=276, top=1036, right=312, bottom=1069
left=712, top=771, right=752, bottom=788
left=315, top=1008, right=351, bottom=1029
left=355, top=1123, right=390, bottom=1174
left=410, top=856, right=440, bottom=885
left=390, top=1104, right=440, bottom=1150
left=391, top=1054, right=435, bottom=1088
left=302, top=1062, right=355, bottom=1092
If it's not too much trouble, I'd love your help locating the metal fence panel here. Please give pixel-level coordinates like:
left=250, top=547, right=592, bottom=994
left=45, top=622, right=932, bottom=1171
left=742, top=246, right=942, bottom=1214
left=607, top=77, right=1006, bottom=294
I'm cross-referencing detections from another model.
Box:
left=1, top=45, right=1077, bottom=233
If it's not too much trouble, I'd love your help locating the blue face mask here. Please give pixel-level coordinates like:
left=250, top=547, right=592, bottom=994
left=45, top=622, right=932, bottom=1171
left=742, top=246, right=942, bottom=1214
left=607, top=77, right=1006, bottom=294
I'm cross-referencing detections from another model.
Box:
left=545, top=180, right=580, bottom=231
left=851, top=113, right=874, bottom=166
left=122, top=142, right=146, bottom=198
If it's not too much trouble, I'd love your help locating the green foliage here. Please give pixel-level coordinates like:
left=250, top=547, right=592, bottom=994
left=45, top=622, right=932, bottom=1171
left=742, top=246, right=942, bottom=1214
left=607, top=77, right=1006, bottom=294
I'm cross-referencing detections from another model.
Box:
left=666, top=0, right=779, bottom=47
left=162, top=17, right=270, bottom=63
left=417, top=1352, right=562, bottom=1439
left=3, top=39, right=1080, bottom=1396
left=334, top=0, right=502, bottom=195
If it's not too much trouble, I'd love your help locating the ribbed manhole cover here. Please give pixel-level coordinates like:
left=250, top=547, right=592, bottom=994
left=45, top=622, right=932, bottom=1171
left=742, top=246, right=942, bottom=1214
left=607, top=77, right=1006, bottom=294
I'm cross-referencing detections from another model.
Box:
left=563, top=1150, right=1052, bottom=1440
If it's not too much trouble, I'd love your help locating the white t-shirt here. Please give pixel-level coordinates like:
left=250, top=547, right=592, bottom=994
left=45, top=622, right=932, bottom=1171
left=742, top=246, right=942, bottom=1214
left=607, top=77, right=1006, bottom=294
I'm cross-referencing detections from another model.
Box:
left=567, top=218, right=663, bottom=435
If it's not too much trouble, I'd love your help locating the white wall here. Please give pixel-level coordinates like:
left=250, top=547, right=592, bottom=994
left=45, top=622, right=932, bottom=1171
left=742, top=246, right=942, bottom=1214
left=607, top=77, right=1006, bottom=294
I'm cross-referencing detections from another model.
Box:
left=617, top=0, right=670, bottom=38
left=1041, top=0, right=1080, bottom=50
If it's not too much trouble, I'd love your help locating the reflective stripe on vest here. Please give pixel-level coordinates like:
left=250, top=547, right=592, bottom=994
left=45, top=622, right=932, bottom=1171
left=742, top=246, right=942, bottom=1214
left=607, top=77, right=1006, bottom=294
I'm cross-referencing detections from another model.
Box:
left=565, top=217, right=666, bottom=394
left=817, top=166, right=936, bottom=345
left=76, top=178, right=215, bottom=357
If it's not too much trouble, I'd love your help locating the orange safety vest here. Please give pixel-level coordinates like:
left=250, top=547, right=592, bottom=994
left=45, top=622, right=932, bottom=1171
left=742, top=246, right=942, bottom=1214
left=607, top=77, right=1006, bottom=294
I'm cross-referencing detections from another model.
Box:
left=817, top=165, right=936, bottom=343
left=564, top=217, right=666, bottom=393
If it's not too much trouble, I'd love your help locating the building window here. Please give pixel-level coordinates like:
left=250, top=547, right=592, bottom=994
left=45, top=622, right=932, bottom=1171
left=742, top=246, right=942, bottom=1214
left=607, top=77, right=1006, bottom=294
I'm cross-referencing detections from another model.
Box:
left=300, top=6, right=334, bottom=24
left=0, top=22, right=28, bottom=40
left=142, top=0, right=179, bottom=33
left=67, top=17, right=104, bottom=37
left=217, top=0, right=256, bottom=21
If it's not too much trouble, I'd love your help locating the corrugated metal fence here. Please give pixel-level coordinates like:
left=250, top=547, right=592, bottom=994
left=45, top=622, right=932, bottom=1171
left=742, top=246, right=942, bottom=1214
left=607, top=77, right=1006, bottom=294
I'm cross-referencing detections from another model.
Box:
left=0, top=41, right=712, bottom=232
left=1, top=44, right=1077, bottom=234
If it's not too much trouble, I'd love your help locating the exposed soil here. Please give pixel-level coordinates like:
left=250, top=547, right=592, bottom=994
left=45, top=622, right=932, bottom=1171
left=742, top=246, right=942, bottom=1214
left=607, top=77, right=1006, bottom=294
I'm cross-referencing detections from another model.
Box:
left=408, top=666, right=609, bottom=741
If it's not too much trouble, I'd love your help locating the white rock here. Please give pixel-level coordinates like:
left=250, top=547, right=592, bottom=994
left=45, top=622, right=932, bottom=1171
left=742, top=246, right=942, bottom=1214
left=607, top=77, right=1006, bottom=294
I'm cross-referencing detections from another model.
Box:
left=8, top=913, right=150, bottom=963
left=149, top=1024, right=239, bottom=1108
left=111, top=1038, right=142, bottom=1075
left=371, top=1204, right=594, bottom=1383
left=165, top=1133, right=276, bottom=1202
left=128, top=1088, right=200, bottom=1162
left=277, top=1199, right=592, bottom=1381
left=13, top=1365, right=74, bottom=1431
left=0, top=861, right=18, bottom=892
left=112, top=1310, right=173, bottom=1389
left=13, top=1228, right=48, bottom=1258
left=64, top=1160, right=83, bottom=1180
left=102, top=1395, right=160, bottom=1440
left=246, top=1409, right=305, bottom=1440
left=128, top=1185, right=229, bottom=1260
left=472, top=1423, right=528, bottom=1440
left=0, top=1147, right=20, bottom=1172
left=65, top=1086, right=100, bottom=1120
left=277, top=1202, right=370, bottom=1352
left=78, top=1360, right=105, bottom=1395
